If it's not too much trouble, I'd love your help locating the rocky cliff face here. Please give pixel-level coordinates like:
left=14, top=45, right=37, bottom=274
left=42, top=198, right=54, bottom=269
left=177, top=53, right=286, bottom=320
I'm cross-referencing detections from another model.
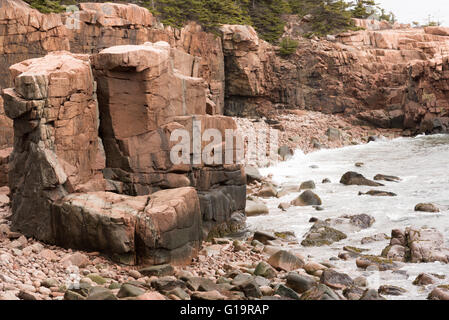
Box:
left=221, top=23, right=449, bottom=134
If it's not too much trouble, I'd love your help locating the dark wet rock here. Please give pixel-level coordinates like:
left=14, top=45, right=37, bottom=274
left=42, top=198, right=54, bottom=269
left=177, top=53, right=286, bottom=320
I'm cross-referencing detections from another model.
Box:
left=300, top=284, right=341, bottom=300
left=278, top=202, right=291, bottom=211
left=368, top=136, right=380, bottom=143
left=428, top=286, right=449, bottom=300
left=343, top=286, right=365, bottom=300
left=301, top=220, right=347, bottom=247
left=253, top=231, right=276, bottom=244
left=374, top=174, right=401, bottom=182
left=290, top=190, right=322, bottom=206
left=320, top=269, right=354, bottom=290
left=275, top=284, right=300, bottom=300
left=314, top=206, right=324, bottom=211
left=117, top=284, right=145, bottom=298
left=139, top=264, right=175, bottom=277
left=360, top=289, right=386, bottom=300
left=267, top=250, right=305, bottom=272
left=361, top=233, right=389, bottom=244
left=413, top=273, right=437, bottom=286
left=322, top=178, right=331, bottom=184
left=343, top=246, right=369, bottom=256
left=238, top=280, right=262, bottom=298
left=299, top=180, right=316, bottom=190
left=355, top=162, right=364, bottom=167
left=88, top=287, right=118, bottom=300
left=245, top=200, right=269, bottom=217
left=18, top=291, right=37, bottom=301
left=356, top=255, right=400, bottom=271
left=253, top=276, right=271, bottom=288
left=286, top=272, right=317, bottom=294
left=309, top=165, right=319, bottom=169
left=151, top=277, right=186, bottom=292
left=64, top=290, right=86, bottom=301
left=415, top=203, right=440, bottom=213
left=340, top=172, right=384, bottom=187
left=359, top=190, right=397, bottom=197
left=254, top=262, right=277, bottom=279
left=245, top=165, right=262, bottom=183
left=378, top=285, right=407, bottom=296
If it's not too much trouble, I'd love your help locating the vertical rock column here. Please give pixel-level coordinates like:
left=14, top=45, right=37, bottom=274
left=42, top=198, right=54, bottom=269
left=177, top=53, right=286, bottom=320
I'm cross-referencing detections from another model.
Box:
left=2, top=52, right=106, bottom=242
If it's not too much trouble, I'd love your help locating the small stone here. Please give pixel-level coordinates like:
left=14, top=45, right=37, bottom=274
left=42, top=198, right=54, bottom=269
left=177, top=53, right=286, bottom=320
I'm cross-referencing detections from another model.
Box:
left=299, top=180, right=316, bottom=190
left=254, top=261, right=277, bottom=279
left=128, top=270, right=142, bottom=279
left=87, top=274, right=107, bottom=285
left=139, top=264, right=174, bottom=277
left=415, top=203, right=440, bottom=213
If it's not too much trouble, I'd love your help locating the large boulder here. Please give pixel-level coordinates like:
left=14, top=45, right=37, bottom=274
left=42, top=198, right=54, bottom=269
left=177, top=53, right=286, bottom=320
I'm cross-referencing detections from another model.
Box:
left=51, top=187, right=202, bottom=265
left=382, top=227, right=449, bottom=264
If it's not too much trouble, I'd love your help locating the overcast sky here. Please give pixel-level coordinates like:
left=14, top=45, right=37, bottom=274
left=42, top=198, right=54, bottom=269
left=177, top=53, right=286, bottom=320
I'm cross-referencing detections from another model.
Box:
left=375, top=0, right=449, bottom=26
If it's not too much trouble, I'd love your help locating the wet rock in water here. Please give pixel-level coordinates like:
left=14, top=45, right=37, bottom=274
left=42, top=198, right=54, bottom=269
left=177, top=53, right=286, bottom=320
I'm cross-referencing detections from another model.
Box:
left=87, top=287, right=118, bottom=300
left=254, top=262, right=277, bottom=279
left=322, top=178, right=331, bottom=184
left=256, top=185, right=278, bottom=198
left=278, top=202, right=291, bottom=211
left=275, top=284, right=300, bottom=300
left=413, top=273, right=437, bottom=286
left=343, top=246, right=369, bottom=256
left=361, top=233, right=389, bottom=244
left=290, top=190, right=322, bottom=206
left=360, top=289, right=386, bottom=300
left=276, top=185, right=298, bottom=198
left=245, top=165, right=262, bottom=183
left=286, top=272, right=317, bottom=294
left=383, top=227, right=449, bottom=263
left=415, top=203, right=440, bottom=213
left=340, top=172, right=384, bottom=187
left=268, top=250, right=305, bottom=272
left=278, top=145, right=294, bottom=161
left=356, top=255, right=400, bottom=271
left=314, top=206, right=324, bottom=211
left=299, top=180, right=316, bottom=190
left=428, top=286, right=449, bottom=300
left=139, top=264, right=175, bottom=277
left=301, top=220, right=347, bottom=247
left=374, top=174, right=401, bottom=182
left=355, top=162, right=364, bottom=167
left=354, top=276, right=367, bottom=287
left=310, top=165, right=319, bottom=169
left=378, top=285, right=407, bottom=296
left=368, top=136, right=380, bottom=143
left=253, top=231, right=276, bottom=244
left=245, top=200, right=269, bottom=217
left=274, top=231, right=296, bottom=241
left=358, top=190, right=397, bottom=197
left=349, top=214, right=375, bottom=229
left=343, top=286, right=365, bottom=300
left=300, top=284, right=341, bottom=300
left=320, top=269, right=354, bottom=290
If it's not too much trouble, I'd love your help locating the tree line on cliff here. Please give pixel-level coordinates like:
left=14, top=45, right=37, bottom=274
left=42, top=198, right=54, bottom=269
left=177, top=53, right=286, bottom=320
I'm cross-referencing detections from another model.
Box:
left=25, top=0, right=395, bottom=43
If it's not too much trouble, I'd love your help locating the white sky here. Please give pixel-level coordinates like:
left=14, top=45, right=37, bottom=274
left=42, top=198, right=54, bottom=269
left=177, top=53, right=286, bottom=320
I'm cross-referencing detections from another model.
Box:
left=375, top=0, right=449, bottom=26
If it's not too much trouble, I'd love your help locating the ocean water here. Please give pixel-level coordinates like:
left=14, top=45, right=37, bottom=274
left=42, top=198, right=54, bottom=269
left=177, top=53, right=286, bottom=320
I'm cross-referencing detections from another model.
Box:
left=247, top=134, right=449, bottom=300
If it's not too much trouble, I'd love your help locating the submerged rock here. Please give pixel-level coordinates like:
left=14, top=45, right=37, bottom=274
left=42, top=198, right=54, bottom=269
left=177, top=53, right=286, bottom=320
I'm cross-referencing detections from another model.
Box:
left=374, top=174, right=401, bottom=182
left=359, top=190, right=397, bottom=197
